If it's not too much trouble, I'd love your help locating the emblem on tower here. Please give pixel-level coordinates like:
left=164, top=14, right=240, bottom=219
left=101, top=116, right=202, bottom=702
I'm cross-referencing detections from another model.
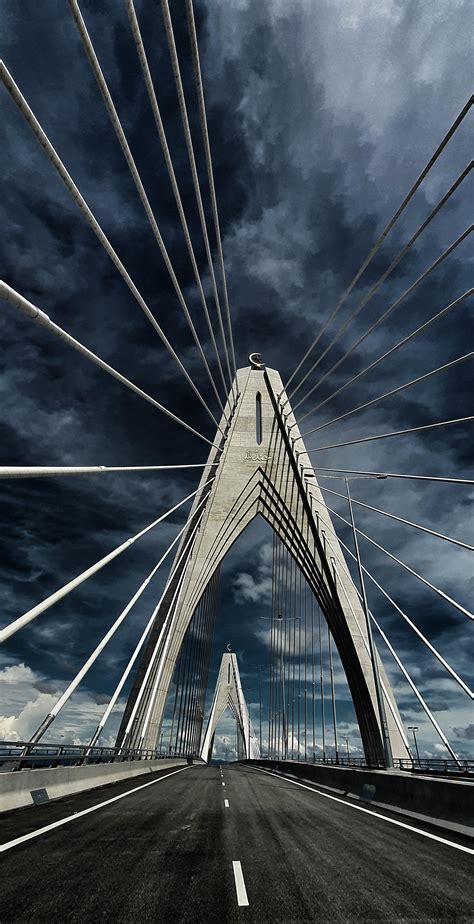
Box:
left=248, top=352, right=265, bottom=369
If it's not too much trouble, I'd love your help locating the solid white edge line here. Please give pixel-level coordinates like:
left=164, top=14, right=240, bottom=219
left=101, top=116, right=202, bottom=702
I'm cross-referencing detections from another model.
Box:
left=224, top=799, right=230, bottom=807
left=232, top=860, right=249, bottom=906
left=252, top=767, right=473, bottom=856
left=0, top=765, right=192, bottom=853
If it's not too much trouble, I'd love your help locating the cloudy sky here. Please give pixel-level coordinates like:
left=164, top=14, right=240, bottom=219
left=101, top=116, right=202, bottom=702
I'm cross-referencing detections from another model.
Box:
left=0, top=0, right=472, bottom=761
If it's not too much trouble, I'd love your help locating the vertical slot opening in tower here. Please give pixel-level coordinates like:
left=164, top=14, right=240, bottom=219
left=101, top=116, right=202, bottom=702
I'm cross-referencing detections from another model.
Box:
left=256, top=392, right=263, bottom=445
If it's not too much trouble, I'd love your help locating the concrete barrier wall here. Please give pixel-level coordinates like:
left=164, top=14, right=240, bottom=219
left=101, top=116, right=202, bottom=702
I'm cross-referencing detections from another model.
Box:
left=0, top=758, right=189, bottom=814
left=248, top=760, right=474, bottom=829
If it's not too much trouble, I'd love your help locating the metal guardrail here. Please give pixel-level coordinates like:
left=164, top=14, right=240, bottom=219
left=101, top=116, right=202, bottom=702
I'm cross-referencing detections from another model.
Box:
left=0, top=740, right=194, bottom=771
left=263, top=755, right=474, bottom=776
left=393, top=757, right=474, bottom=775
left=3, top=742, right=472, bottom=776
left=311, top=756, right=380, bottom=768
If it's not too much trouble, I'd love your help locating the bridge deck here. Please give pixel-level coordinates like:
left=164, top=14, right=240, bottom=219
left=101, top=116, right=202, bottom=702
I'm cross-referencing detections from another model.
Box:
left=1, top=763, right=472, bottom=922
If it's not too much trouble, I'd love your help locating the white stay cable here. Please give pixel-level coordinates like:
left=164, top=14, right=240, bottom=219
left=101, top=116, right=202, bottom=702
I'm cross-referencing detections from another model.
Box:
left=126, top=0, right=230, bottom=404
left=88, top=501, right=208, bottom=748
left=299, top=352, right=473, bottom=440
left=69, top=1, right=226, bottom=429
left=0, top=61, right=218, bottom=428
left=287, top=162, right=472, bottom=405
left=356, top=565, right=473, bottom=701
left=332, top=559, right=459, bottom=761
left=160, top=0, right=236, bottom=399
left=137, top=561, right=190, bottom=745
left=318, top=482, right=473, bottom=552
left=294, top=229, right=472, bottom=415
left=296, top=285, right=472, bottom=424
left=305, top=494, right=473, bottom=699
left=0, top=463, right=217, bottom=479
left=121, top=515, right=203, bottom=742
left=304, top=416, right=474, bottom=454
left=320, top=498, right=473, bottom=621
left=312, top=467, right=474, bottom=486
left=283, top=95, right=473, bottom=396
left=28, top=512, right=205, bottom=745
left=185, top=0, right=238, bottom=380
left=368, top=608, right=460, bottom=763
left=330, top=560, right=410, bottom=752
left=0, top=282, right=218, bottom=449
left=0, top=477, right=214, bottom=643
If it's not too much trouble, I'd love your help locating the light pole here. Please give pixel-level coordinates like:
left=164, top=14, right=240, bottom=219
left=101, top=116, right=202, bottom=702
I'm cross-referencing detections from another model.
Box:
left=248, top=702, right=251, bottom=759
left=242, top=662, right=263, bottom=756
left=408, top=726, right=420, bottom=764
left=276, top=614, right=287, bottom=759
left=261, top=613, right=299, bottom=759
left=344, top=736, right=350, bottom=760
left=329, top=559, right=339, bottom=764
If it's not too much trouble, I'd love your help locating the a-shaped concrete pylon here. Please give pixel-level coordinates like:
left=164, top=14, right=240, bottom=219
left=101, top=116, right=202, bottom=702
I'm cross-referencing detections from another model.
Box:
left=117, top=363, right=408, bottom=764
left=201, top=652, right=260, bottom=762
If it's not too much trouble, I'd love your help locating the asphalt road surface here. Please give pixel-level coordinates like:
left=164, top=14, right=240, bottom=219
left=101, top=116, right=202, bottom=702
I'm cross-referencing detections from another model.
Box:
left=0, top=763, right=472, bottom=923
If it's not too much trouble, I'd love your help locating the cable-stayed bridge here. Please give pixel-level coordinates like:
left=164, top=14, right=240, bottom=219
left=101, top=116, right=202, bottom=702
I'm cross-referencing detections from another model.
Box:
left=0, top=1, right=473, bottom=920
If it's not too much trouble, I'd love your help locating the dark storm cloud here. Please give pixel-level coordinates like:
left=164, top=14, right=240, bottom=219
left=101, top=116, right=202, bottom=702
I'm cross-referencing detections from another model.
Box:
left=0, top=0, right=472, bottom=752
left=453, top=723, right=474, bottom=740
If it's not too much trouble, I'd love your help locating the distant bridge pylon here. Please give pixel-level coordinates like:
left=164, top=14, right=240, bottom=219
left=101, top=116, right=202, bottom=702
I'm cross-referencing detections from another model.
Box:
left=201, top=651, right=260, bottom=762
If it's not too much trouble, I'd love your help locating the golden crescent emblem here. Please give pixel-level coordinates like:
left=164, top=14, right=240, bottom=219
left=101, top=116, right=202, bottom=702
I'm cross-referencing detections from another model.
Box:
left=249, top=352, right=264, bottom=369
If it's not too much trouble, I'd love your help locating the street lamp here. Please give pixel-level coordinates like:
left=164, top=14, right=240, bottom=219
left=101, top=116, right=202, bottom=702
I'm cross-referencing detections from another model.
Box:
left=260, top=615, right=294, bottom=759
left=257, top=613, right=302, bottom=760
left=259, top=614, right=300, bottom=620
left=344, top=736, right=350, bottom=760
left=408, top=726, right=420, bottom=764
left=241, top=662, right=264, bottom=758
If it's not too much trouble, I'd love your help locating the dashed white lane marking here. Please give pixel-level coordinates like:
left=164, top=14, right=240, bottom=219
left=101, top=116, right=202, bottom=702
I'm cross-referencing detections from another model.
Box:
left=0, top=765, right=192, bottom=854
left=232, top=860, right=249, bottom=906
left=224, top=799, right=230, bottom=808
left=252, top=767, right=474, bottom=856
left=222, top=781, right=226, bottom=787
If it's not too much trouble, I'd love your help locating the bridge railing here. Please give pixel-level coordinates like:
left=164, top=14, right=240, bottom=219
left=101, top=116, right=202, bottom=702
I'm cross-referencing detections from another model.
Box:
left=0, top=739, right=191, bottom=771
left=393, top=757, right=474, bottom=775
left=264, top=755, right=474, bottom=776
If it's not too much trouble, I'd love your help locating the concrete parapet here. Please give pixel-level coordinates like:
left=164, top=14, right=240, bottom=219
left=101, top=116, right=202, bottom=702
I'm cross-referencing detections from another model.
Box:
left=247, top=759, right=474, bottom=835
left=0, top=758, right=188, bottom=814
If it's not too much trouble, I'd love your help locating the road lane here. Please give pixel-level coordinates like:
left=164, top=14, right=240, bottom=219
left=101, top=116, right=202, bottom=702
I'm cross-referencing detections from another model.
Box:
left=251, top=765, right=473, bottom=853
left=0, top=762, right=191, bottom=845
left=1, top=764, right=234, bottom=923
left=1, top=763, right=472, bottom=922
left=221, top=765, right=473, bottom=922
left=0, top=764, right=191, bottom=852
